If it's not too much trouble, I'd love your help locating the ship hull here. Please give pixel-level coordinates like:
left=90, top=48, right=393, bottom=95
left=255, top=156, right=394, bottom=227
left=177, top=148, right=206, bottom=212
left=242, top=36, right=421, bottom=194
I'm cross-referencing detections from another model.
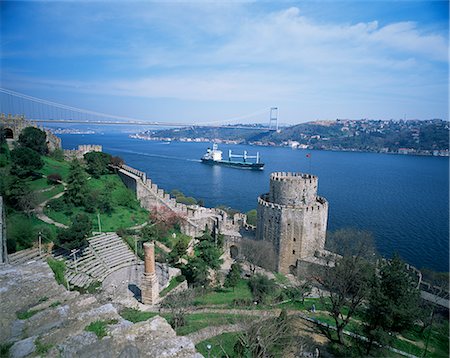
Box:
left=201, top=158, right=264, bottom=170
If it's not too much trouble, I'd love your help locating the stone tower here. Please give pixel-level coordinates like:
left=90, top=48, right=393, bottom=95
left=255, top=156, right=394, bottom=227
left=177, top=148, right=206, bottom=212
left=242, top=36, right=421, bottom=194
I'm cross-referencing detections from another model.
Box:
left=256, top=172, right=328, bottom=274
left=141, top=242, right=159, bottom=305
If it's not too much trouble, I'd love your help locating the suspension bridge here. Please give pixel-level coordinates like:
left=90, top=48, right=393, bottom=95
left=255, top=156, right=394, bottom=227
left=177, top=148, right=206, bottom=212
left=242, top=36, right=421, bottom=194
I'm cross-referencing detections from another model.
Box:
left=0, top=88, right=279, bottom=130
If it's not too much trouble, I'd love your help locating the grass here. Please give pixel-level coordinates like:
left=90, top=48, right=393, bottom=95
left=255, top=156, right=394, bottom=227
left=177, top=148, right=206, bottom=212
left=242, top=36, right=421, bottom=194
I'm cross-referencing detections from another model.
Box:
left=16, top=309, right=41, bottom=320
left=175, top=313, right=248, bottom=336
left=119, top=308, right=159, bottom=323
left=35, top=339, right=53, bottom=355
left=44, top=174, right=148, bottom=231
left=274, top=272, right=290, bottom=285
left=39, top=156, right=70, bottom=181
left=85, top=319, right=118, bottom=339
left=196, top=332, right=241, bottom=357
left=47, top=257, right=67, bottom=287
left=35, top=184, right=64, bottom=203
left=160, top=277, right=184, bottom=297
left=6, top=211, right=58, bottom=252
left=50, top=301, right=61, bottom=308
left=194, top=279, right=253, bottom=306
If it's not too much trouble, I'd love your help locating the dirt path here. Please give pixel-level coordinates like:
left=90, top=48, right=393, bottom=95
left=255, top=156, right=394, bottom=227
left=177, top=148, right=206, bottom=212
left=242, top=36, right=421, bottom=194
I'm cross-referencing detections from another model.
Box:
left=35, top=190, right=68, bottom=229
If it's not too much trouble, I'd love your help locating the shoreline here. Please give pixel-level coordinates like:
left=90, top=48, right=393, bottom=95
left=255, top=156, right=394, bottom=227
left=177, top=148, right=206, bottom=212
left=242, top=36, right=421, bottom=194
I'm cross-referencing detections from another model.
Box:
left=128, top=134, right=450, bottom=158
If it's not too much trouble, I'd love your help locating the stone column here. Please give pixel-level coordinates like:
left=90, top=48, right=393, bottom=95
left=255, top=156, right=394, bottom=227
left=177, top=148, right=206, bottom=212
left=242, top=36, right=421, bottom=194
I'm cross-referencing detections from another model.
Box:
left=141, top=241, right=159, bottom=305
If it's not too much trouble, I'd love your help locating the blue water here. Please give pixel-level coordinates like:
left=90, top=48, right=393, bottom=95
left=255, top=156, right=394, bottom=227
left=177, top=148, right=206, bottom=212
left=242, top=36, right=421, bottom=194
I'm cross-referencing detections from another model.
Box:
left=60, top=133, right=449, bottom=272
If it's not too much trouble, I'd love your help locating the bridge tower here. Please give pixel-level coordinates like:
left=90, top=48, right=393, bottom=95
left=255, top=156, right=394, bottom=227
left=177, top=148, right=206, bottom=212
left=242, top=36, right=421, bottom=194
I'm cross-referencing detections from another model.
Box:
left=269, top=107, right=278, bottom=131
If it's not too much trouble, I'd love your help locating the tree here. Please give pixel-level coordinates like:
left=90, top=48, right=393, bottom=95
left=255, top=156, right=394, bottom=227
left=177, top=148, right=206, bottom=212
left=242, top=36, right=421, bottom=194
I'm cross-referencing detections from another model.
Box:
left=10, top=147, right=44, bottom=177
left=320, top=255, right=374, bottom=344
left=245, top=209, right=257, bottom=226
left=240, top=238, right=277, bottom=274
left=319, top=228, right=376, bottom=344
left=168, top=238, right=188, bottom=265
left=148, top=205, right=182, bottom=239
left=18, top=127, right=48, bottom=154
left=110, top=155, right=124, bottom=168
left=284, top=281, right=312, bottom=305
left=236, top=310, right=294, bottom=358
left=160, top=289, right=196, bottom=330
left=248, top=274, right=276, bottom=304
left=84, top=151, right=111, bottom=178
left=5, top=178, right=37, bottom=216
left=224, top=263, right=242, bottom=291
left=65, top=160, right=88, bottom=206
left=197, top=239, right=223, bottom=270
left=182, top=256, right=210, bottom=287
left=364, top=255, right=421, bottom=355
left=57, top=213, right=92, bottom=250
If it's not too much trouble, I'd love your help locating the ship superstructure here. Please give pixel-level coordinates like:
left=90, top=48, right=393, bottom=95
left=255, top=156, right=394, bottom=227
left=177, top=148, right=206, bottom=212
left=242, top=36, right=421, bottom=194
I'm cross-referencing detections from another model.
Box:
left=201, top=144, right=264, bottom=170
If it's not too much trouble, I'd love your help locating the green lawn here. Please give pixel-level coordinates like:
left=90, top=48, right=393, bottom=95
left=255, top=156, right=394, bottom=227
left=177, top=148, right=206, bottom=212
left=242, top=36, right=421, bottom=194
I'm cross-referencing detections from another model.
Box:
left=194, top=279, right=253, bottom=306
left=196, top=332, right=241, bottom=357
left=119, top=308, right=159, bottom=323
left=39, top=156, right=70, bottom=181
left=175, top=313, right=248, bottom=336
left=36, top=184, right=64, bottom=203
left=44, top=174, right=148, bottom=231
left=6, top=211, right=59, bottom=251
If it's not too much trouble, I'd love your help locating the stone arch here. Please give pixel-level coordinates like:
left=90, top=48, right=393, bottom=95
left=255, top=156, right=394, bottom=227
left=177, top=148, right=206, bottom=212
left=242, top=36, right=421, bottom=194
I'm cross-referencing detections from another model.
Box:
left=4, top=128, right=13, bottom=139
left=230, top=245, right=239, bottom=259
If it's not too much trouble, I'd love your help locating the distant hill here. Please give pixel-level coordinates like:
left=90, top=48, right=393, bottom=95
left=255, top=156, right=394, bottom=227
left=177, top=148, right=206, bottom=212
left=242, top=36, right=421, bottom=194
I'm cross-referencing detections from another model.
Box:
left=134, top=119, right=449, bottom=155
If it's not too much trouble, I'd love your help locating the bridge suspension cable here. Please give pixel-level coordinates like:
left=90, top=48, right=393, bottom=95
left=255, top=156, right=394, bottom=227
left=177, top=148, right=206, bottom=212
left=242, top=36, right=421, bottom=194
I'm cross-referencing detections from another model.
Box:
left=0, top=87, right=277, bottom=129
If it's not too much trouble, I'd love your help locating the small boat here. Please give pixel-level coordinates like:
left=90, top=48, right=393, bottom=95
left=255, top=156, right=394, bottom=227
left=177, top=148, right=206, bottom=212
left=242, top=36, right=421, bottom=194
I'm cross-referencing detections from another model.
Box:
left=201, top=144, right=264, bottom=170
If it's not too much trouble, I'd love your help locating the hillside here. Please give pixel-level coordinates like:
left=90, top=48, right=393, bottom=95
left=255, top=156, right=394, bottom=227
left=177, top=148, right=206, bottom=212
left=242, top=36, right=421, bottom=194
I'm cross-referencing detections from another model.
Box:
left=135, top=119, right=449, bottom=155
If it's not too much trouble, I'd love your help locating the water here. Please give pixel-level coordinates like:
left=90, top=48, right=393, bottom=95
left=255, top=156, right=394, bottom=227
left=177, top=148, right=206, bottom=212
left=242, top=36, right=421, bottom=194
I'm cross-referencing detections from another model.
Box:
left=60, top=133, right=449, bottom=272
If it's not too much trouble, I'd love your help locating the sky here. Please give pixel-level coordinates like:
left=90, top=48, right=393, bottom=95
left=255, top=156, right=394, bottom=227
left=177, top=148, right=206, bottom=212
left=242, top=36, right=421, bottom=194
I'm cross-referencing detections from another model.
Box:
left=0, top=0, right=448, bottom=125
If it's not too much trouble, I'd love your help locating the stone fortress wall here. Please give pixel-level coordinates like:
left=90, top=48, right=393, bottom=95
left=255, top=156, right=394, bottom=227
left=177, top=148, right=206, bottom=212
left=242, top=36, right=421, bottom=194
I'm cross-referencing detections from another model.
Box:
left=64, top=144, right=103, bottom=160
left=0, top=113, right=61, bottom=151
left=0, top=196, right=8, bottom=264
left=257, top=172, right=329, bottom=274
left=118, top=164, right=243, bottom=239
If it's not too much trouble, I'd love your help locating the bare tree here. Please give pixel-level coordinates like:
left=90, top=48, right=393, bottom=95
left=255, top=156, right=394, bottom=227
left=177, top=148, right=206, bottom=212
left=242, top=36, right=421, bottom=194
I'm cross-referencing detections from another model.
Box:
left=235, top=310, right=294, bottom=357
left=317, top=228, right=377, bottom=344
left=239, top=238, right=277, bottom=274
left=160, top=289, right=196, bottom=330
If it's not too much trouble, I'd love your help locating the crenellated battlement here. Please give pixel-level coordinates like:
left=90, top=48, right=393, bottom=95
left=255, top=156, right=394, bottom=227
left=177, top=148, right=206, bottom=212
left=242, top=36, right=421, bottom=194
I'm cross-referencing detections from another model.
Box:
left=257, top=171, right=329, bottom=274
left=118, top=164, right=240, bottom=239
left=270, top=172, right=317, bottom=182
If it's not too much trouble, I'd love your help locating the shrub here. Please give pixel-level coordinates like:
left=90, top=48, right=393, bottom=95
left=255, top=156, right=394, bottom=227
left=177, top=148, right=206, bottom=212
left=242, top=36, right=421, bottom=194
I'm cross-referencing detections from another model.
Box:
left=47, top=173, right=62, bottom=184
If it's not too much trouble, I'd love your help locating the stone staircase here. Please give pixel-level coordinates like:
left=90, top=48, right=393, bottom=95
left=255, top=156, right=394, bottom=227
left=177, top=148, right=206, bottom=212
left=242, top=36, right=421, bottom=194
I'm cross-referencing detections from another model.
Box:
left=8, top=248, right=47, bottom=265
left=64, top=233, right=139, bottom=289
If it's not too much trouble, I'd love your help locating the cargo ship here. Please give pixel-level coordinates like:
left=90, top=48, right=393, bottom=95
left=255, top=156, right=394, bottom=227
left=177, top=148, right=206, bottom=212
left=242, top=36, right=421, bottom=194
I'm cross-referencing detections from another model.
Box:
left=201, top=144, right=264, bottom=170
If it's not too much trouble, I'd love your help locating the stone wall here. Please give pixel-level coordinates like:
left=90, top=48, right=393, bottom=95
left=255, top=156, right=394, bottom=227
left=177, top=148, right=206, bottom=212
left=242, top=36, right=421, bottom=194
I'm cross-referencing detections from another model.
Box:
left=118, top=165, right=241, bottom=239
left=257, top=172, right=329, bottom=274
left=0, top=113, right=61, bottom=151
left=0, top=196, right=7, bottom=264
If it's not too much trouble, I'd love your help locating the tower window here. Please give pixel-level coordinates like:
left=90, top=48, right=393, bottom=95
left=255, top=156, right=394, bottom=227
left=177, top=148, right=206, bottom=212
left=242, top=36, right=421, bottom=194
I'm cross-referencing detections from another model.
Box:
left=293, top=250, right=296, bottom=255
left=293, top=237, right=296, bottom=242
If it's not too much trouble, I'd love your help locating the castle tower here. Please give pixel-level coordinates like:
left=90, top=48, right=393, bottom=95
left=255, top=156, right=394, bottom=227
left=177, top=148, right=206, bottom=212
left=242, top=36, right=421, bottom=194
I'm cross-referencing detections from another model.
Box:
left=141, top=241, right=159, bottom=305
left=256, top=172, right=328, bottom=274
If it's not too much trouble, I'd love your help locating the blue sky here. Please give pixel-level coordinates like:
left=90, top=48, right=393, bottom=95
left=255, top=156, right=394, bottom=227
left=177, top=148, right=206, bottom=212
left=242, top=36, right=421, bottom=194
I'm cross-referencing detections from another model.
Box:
left=1, top=0, right=448, bottom=124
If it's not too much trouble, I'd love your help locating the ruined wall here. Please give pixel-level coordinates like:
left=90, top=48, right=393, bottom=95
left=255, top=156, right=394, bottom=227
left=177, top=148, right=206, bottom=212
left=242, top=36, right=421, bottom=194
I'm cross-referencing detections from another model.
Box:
left=257, top=172, right=328, bottom=274
left=0, top=114, right=61, bottom=151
